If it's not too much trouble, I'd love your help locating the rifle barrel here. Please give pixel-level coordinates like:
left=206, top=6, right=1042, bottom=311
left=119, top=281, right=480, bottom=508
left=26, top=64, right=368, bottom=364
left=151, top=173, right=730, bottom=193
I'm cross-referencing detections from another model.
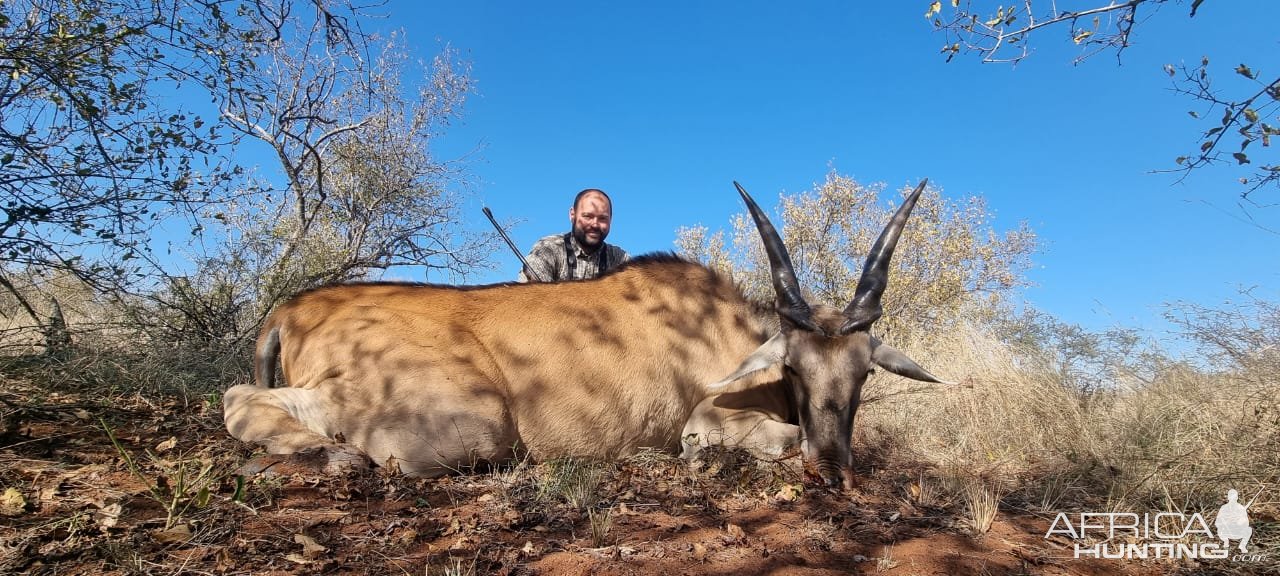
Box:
left=482, top=207, right=543, bottom=282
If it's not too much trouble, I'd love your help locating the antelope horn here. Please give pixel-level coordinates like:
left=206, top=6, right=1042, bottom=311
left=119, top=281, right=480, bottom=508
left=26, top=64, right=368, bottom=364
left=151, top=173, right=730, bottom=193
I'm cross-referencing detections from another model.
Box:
left=735, top=182, right=816, bottom=332
left=841, top=179, right=928, bottom=334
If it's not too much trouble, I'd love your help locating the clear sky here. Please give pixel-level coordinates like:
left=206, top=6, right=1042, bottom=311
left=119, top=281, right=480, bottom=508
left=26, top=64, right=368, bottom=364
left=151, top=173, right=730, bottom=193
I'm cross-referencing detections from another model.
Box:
left=367, top=1, right=1279, bottom=338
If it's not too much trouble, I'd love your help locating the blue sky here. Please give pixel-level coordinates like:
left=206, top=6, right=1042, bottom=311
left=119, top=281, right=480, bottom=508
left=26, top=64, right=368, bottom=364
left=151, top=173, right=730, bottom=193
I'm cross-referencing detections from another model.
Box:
left=371, top=1, right=1279, bottom=338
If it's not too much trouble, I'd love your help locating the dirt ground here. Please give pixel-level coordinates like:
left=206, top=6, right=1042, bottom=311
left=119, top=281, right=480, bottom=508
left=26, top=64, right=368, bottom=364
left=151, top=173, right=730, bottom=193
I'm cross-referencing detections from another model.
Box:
left=0, top=382, right=1250, bottom=575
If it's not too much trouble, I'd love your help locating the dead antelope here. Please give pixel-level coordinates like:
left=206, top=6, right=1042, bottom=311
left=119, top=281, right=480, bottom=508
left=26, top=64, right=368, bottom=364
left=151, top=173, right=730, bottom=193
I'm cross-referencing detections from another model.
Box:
left=223, top=181, right=948, bottom=488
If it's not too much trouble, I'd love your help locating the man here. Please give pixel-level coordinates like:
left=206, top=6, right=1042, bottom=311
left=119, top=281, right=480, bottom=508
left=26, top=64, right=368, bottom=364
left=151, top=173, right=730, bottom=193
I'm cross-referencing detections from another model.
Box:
left=518, top=188, right=630, bottom=282
left=1215, top=488, right=1252, bottom=553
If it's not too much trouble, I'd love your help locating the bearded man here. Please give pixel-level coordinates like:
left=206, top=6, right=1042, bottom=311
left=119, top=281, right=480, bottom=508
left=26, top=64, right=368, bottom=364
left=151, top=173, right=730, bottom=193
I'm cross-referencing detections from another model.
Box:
left=518, top=188, right=630, bottom=282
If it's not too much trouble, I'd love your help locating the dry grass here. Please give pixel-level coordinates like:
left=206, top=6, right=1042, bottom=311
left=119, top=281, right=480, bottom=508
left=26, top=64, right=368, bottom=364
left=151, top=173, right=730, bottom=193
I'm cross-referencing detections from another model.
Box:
left=867, top=321, right=1277, bottom=498
left=962, top=481, right=1001, bottom=535
left=864, top=324, right=1088, bottom=495
left=861, top=319, right=1278, bottom=572
left=0, top=271, right=102, bottom=354
left=536, top=457, right=606, bottom=510
left=875, top=544, right=899, bottom=572
left=908, top=471, right=952, bottom=509
left=588, top=506, right=613, bottom=547
left=0, top=272, right=250, bottom=408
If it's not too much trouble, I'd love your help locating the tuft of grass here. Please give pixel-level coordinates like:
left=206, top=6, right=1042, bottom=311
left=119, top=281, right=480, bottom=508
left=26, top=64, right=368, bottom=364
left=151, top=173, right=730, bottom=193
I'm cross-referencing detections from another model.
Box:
left=486, top=453, right=535, bottom=506
left=909, top=471, right=951, bottom=509
left=536, top=457, right=606, bottom=511
left=875, top=544, right=899, bottom=572
left=1035, top=471, right=1077, bottom=513
left=962, top=481, right=1001, bottom=535
left=98, top=539, right=148, bottom=575
left=427, top=555, right=477, bottom=576
left=588, top=506, right=613, bottom=547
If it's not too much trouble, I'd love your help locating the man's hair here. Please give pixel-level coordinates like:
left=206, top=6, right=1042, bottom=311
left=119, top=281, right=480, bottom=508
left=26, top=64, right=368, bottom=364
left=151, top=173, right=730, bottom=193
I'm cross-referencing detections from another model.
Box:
left=572, top=188, right=611, bottom=211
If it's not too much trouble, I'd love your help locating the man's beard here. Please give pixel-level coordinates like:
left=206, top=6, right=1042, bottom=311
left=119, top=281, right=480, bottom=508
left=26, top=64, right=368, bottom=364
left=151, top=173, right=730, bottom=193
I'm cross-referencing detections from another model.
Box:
left=573, top=223, right=606, bottom=250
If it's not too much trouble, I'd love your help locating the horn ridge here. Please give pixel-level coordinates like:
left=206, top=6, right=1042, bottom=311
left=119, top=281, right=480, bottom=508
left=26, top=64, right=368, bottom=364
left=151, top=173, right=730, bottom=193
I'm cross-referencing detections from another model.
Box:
left=734, top=181, right=815, bottom=331
left=842, top=179, right=928, bottom=333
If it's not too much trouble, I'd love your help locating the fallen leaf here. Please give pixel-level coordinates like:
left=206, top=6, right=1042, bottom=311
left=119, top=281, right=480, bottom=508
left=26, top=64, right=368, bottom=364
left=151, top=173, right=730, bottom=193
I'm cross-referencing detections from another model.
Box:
left=449, top=535, right=473, bottom=550
left=95, top=502, right=123, bottom=529
left=284, top=553, right=311, bottom=565
left=393, top=527, right=417, bottom=546
left=0, top=488, right=26, bottom=516
left=773, top=483, right=804, bottom=502
left=152, top=523, right=193, bottom=544
left=70, top=464, right=110, bottom=479
left=477, top=493, right=495, bottom=503
left=155, top=437, right=178, bottom=453
left=74, top=409, right=91, bottom=420
left=293, top=533, right=327, bottom=559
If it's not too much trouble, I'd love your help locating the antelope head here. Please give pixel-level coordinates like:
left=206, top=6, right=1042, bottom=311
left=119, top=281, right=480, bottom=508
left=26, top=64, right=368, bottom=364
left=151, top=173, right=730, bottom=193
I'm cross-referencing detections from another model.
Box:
left=714, top=180, right=950, bottom=489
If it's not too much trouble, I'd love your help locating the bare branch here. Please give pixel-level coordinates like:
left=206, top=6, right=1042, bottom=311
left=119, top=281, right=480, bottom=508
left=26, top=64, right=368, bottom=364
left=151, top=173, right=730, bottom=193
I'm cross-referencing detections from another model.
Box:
left=931, top=1, right=1277, bottom=205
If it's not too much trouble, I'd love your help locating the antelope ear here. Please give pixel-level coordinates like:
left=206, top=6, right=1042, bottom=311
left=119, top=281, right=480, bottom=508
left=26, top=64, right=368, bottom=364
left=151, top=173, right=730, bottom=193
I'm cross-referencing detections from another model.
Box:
left=708, top=333, right=786, bottom=389
left=870, top=338, right=954, bottom=384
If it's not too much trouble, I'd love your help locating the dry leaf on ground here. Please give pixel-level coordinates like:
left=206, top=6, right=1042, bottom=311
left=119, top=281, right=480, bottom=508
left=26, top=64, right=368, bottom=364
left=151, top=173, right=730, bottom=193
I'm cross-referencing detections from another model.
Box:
left=0, top=487, right=26, bottom=516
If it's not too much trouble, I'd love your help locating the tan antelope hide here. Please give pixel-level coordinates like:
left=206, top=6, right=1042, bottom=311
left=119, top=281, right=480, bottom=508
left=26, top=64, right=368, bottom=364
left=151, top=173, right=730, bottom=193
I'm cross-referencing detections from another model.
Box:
left=223, top=181, right=949, bottom=488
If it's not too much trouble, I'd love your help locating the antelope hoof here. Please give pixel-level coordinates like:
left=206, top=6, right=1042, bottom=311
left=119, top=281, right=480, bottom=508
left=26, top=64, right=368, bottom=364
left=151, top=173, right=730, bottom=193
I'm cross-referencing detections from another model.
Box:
left=236, top=445, right=371, bottom=478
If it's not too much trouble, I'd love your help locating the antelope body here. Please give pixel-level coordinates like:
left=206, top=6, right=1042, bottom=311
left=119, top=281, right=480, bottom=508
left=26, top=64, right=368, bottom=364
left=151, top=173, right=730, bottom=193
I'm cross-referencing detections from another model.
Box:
left=223, top=182, right=948, bottom=488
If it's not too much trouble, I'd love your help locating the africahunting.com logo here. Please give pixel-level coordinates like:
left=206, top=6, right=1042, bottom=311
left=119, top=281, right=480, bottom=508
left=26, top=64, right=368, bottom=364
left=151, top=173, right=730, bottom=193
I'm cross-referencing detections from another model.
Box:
left=1045, top=488, right=1267, bottom=562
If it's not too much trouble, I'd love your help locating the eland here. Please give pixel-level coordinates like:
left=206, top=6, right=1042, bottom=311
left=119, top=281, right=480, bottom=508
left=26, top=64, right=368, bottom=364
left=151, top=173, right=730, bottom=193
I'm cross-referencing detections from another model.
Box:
left=223, top=181, right=949, bottom=488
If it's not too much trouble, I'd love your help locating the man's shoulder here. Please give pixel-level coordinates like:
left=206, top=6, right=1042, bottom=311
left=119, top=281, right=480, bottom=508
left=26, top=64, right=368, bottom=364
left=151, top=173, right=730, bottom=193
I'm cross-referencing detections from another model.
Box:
left=530, top=234, right=565, bottom=252
left=607, top=243, right=630, bottom=261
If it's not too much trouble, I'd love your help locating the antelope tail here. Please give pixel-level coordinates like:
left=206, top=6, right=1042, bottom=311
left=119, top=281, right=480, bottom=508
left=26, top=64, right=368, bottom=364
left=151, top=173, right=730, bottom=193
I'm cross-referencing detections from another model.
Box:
left=254, top=325, right=282, bottom=388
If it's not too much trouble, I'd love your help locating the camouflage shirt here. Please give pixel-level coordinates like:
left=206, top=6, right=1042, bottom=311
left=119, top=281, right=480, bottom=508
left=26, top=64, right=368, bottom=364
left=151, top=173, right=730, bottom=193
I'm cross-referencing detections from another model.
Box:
left=517, top=233, right=630, bottom=282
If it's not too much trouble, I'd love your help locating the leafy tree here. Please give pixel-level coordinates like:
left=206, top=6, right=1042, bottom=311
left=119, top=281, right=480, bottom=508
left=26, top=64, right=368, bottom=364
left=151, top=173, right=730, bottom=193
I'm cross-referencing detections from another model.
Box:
left=0, top=0, right=361, bottom=318
left=1, top=0, right=234, bottom=316
left=676, top=172, right=1037, bottom=341
left=191, top=31, right=493, bottom=341
left=927, top=0, right=1279, bottom=202
left=2, top=1, right=493, bottom=347
left=217, top=31, right=488, bottom=299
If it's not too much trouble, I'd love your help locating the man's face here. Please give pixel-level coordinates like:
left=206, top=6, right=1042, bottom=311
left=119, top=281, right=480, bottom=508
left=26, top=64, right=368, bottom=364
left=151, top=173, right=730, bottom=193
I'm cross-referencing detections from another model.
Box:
left=570, top=192, right=612, bottom=249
